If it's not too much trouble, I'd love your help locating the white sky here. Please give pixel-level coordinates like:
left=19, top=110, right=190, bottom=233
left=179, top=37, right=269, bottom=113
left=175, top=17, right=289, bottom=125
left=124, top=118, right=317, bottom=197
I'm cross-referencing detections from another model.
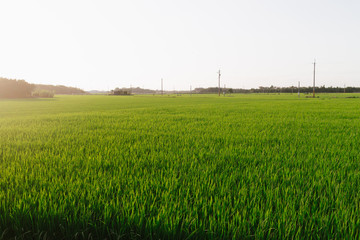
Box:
left=0, top=0, right=359, bottom=91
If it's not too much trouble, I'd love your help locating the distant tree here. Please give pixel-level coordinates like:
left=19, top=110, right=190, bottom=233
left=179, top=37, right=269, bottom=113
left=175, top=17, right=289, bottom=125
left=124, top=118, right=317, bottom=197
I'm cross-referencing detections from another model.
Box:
left=32, top=89, right=54, bottom=98
left=111, top=88, right=131, bottom=95
left=0, top=78, right=34, bottom=98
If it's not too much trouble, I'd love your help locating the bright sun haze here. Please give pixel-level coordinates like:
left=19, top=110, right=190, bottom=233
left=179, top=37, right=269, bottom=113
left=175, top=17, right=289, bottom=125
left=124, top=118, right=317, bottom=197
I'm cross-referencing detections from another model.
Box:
left=0, top=0, right=359, bottom=90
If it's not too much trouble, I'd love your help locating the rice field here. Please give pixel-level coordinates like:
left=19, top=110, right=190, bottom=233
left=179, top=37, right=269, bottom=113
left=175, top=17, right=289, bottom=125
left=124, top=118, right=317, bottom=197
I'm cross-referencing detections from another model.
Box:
left=1, top=94, right=360, bottom=239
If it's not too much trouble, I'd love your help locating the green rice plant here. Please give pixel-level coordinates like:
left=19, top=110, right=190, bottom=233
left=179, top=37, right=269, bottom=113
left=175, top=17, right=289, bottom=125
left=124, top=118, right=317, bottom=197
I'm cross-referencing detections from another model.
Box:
left=0, top=94, right=359, bottom=239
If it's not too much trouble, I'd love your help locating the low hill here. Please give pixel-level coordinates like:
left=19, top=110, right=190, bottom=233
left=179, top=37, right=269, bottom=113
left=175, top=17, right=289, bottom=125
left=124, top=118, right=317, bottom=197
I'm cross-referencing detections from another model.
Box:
left=34, top=84, right=87, bottom=95
left=87, top=90, right=110, bottom=94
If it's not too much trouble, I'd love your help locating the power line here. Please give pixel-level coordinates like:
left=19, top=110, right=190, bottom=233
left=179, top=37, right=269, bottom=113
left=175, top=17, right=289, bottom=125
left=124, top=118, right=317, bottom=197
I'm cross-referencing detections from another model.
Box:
left=298, top=81, right=300, bottom=98
left=161, top=78, right=163, bottom=96
left=218, top=69, right=221, bottom=96
left=313, top=59, right=316, bottom=98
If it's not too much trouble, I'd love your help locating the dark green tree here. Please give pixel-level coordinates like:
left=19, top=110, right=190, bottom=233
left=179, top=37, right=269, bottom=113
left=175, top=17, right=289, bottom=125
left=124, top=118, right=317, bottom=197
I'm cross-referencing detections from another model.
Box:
left=0, top=78, right=35, bottom=98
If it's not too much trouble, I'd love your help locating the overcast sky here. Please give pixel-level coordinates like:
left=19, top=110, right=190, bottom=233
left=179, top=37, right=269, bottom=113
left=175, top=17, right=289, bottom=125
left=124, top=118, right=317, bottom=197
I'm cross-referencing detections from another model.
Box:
left=0, top=0, right=359, bottom=91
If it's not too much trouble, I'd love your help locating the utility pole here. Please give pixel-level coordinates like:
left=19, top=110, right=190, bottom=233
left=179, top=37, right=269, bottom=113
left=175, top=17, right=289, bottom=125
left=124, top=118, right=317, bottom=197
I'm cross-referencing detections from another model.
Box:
left=313, top=60, right=316, bottom=98
left=161, top=78, right=163, bottom=96
left=224, top=84, right=226, bottom=96
left=218, top=69, right=221, bottom=96
left=344, top=84, right=346, bottom=93
left=190, top=85, right=192, bottom=96
left=298, top=81, right=300, bottom=98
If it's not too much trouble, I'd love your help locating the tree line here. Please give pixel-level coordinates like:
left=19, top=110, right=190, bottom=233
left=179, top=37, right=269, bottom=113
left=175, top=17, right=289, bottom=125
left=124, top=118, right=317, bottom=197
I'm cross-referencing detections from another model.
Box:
left=0, top=77, right=34, bottom=98
left=34, top=84, right=86, bottom=95
left=0, top=77, right=87, bottom=98
left=194, top=85, right=360, bottom=94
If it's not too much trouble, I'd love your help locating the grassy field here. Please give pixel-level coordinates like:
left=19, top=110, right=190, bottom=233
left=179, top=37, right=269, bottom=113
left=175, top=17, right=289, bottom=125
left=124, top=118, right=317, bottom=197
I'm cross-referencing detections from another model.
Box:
left=1, top=94, right=360, bottom=239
